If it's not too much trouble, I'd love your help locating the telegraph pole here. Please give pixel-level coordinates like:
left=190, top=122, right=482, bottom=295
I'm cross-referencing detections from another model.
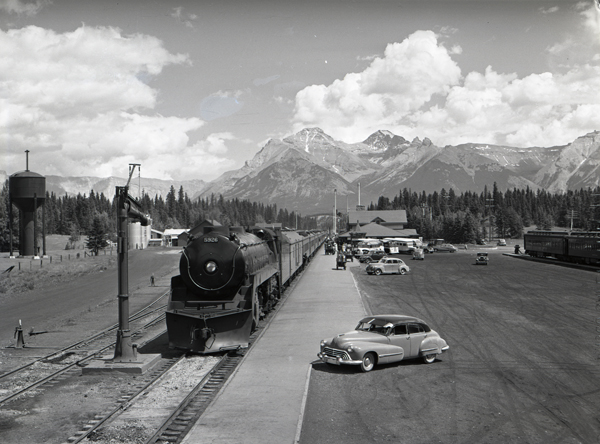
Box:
left=485, top=198, right=495, bottom=241
left=333, top=189, right=337, bottom=235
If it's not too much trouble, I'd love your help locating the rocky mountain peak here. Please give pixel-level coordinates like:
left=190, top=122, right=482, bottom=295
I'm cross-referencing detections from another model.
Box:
left=362, top=130, right=408, bottom=151
left=283, top=127, right=337, bottom=153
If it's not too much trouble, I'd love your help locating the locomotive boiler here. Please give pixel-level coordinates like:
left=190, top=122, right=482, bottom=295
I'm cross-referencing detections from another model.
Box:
left=167, top=226, right=280, bottom=353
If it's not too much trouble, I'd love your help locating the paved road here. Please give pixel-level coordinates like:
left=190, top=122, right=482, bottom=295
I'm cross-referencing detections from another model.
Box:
left=300, top=249, right=599, bottom=444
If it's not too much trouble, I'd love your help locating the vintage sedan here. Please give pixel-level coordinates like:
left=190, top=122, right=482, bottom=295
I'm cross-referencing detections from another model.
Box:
left=318, top=315, right=450, bottom=372
left=359, top=252, right=386, bottom=263
left=366, top=257, right=410, bottom=275
left=433, top=243, right=457, bottom=253
left=475, top=252, right=489, bottom=265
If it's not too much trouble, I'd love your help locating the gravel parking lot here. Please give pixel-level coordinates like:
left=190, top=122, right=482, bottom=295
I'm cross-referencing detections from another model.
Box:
left=301, top=248, right=599, bottom=444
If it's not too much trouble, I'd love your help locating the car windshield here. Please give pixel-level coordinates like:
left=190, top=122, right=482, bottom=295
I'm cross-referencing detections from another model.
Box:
left=355, top=319, right=390, bottom=334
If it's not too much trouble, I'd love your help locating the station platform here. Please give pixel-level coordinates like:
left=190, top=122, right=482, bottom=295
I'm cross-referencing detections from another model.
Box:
left=182, top=251, right=367, bottom=444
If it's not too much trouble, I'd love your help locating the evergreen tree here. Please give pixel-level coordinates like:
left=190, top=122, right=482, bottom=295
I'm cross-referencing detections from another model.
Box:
left=85, top=215, right=109, bottom=255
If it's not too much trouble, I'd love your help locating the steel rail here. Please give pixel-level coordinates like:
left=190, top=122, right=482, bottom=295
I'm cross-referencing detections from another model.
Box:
left=0, top=292, right=168, bottom=383
left=144, top=353, right=233, bottom=444
left=0, top=305, right=167, bottom=406
left=65, top=355, right=186, bottom=444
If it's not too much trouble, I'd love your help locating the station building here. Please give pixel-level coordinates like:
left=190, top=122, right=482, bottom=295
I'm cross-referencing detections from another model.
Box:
left=344, top=209, right=419, bottom=239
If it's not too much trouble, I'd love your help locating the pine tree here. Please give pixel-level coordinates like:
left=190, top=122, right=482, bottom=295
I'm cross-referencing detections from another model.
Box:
left=85, top=215, right=108, bottom=255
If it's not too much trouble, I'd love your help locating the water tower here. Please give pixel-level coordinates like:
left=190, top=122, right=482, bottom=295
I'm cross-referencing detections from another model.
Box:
left=9, top=150, right=46, bottom=257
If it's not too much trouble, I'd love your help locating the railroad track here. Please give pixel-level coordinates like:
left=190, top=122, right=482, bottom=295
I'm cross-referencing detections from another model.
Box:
left=0, top=293, right=169, bottom=407
left=61, top=262, right=310, bottom=444
left=144, top=353, right=242, bottom=444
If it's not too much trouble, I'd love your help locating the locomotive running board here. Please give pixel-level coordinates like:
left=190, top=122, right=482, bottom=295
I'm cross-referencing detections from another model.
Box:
left=166, top=308, right=253, bottom=354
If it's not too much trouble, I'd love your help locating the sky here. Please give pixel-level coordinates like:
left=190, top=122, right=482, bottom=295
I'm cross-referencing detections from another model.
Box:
left=1, top=0, right=599, bottom=182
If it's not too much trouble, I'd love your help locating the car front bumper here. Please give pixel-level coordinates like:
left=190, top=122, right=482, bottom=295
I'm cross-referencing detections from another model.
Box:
left=317, top=351, right=362, bottom=366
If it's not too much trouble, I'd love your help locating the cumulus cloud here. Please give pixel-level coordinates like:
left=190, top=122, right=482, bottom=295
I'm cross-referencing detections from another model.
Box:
left=292, top=30, right=461, bottom=142
left=292, top=7, right=600, bottom=148
left=0, top=24, right=234, bottom=180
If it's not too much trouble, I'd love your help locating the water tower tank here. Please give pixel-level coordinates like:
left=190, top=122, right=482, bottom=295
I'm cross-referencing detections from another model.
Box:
left=9, top=170, right=46, bottom=256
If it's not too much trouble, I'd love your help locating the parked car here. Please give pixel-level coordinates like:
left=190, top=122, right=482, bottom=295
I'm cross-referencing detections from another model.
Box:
left=476, top=239, right=486, bottom=245
left=366, top=257, right=410, bottom=275
left=497, top=239, right=507, bottom=246
left=412, top=248, right=425, bottom=260
left=318, top=315, right=450, bottom=372
left=359, top=252, right=386, bottom=263
left=475, top=252, right=489, bottom=265
left=433, top=243, right=457, bottom=253
left=423, top=244, right=435, bottom=254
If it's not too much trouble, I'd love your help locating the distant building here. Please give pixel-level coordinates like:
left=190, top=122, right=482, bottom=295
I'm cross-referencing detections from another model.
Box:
left=148, top=229, right=165, bottom=247
left=163, top=228, right=189, bottom=247
left=347, top=210, right=408, bottom=231
left=339, top=222, right=418, bottom=241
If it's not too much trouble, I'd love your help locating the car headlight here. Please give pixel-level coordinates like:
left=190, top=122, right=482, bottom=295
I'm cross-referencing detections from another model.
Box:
left=320, top=340, right=327, bottom=347
left=346, top=344, right=354, bottom=352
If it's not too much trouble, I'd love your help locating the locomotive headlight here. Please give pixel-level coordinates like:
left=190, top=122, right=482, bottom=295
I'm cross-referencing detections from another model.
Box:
left=205, top=260, right=218, bottom=274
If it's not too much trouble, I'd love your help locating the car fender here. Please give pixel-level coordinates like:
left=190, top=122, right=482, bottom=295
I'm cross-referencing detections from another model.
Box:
left=360, top=343, right=405, bottom=364
left=419, top=337, right=448, bottom=356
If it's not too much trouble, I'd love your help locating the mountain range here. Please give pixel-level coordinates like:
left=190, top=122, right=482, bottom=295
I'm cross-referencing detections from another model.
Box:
left=2, top=128, right=599, bottom=215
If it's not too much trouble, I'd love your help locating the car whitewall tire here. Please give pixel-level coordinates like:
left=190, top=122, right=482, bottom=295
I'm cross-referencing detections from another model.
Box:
left=423, top=354, right=436, bottom=364
left=361, top=353, right=376, bottom=372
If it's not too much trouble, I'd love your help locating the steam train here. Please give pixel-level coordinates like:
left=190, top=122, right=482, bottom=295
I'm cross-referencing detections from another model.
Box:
left=166, top=225, right=326, bottom=353
left=523, top=230, right=600, bottom=265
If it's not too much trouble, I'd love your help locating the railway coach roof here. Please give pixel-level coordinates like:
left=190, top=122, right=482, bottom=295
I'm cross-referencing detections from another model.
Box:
left=280, top=231, right=305, bottom=243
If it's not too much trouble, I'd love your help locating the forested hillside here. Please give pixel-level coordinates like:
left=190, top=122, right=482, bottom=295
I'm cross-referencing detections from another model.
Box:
left=1, top=180, right=599, bottom=251
left=365, top=185, right=600, bottom=244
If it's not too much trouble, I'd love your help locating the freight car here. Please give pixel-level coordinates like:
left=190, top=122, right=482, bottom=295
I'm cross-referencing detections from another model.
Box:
left=166, top=226, right=326, bottom=353
left=523, top=230, right=600, bottom=265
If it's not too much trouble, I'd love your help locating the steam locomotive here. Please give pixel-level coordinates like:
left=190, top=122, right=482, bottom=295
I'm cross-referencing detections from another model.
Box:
left=523, top=230, right=600, bottom=265
left=166, top=225, right=326, bottom=353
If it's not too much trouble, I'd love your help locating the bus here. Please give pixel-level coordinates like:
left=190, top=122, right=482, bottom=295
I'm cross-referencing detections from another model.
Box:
left=382, top=238, right=423, bottom=254
left=354, top=239, right=385, bottom=255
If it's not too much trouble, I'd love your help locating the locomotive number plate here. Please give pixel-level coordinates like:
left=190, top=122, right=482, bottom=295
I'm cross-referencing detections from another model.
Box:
left=204, top=237, right=219, bottom=243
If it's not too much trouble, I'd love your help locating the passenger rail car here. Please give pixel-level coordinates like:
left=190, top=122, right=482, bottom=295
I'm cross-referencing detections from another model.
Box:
left=166, top=226, right=325, bottom=353
left=523, top=230, right=600, bottom=265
